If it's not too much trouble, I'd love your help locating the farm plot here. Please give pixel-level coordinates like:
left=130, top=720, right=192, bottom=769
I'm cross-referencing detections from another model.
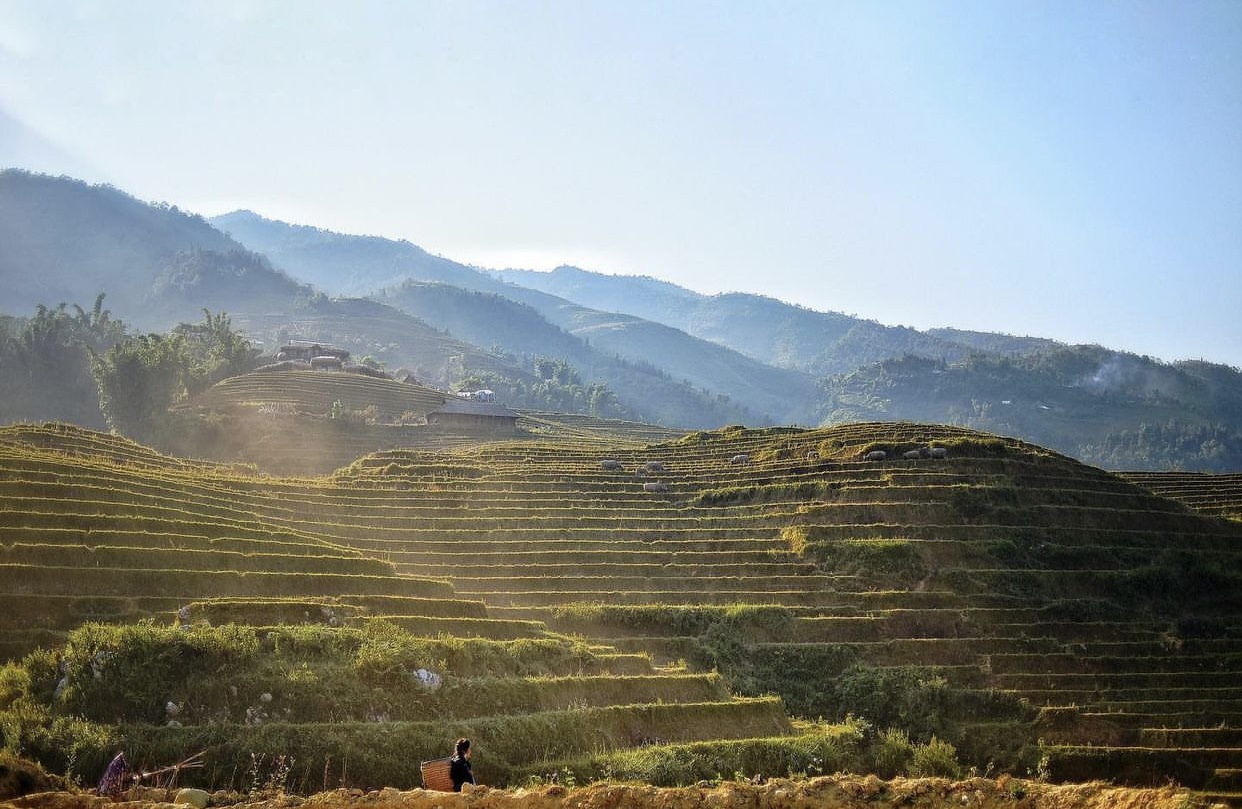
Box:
left=0, top=423, right=816, bottom=792
left=307, top=423, right=1242, bottom=800
left=1120, top=470, right=1242, bottom=521
left=2, top=420, right=1241, bottom=801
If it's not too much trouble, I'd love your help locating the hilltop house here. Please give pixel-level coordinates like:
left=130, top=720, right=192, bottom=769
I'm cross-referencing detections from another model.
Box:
left=276, top=341, right=351, bottom=363
left=426, top=398, right=519, bottom=433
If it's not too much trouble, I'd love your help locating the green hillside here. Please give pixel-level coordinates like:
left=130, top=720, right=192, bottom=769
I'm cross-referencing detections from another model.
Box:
left=214, top=212, right=811, bottom=425
left=164, top=369, right=688, bottom=474
left=209, top=208, right=1242, bottom=469
left=0, top=170, right=303, bottom=331
left=820, top=351, right=1242, bottom=471
left=5, top=176, right=1242, bottom=470
left=491, top=266, right=990, bottom=375
left=1, top=421, right=1239, bottom=802
left=376, top=282, right=761, bottom=426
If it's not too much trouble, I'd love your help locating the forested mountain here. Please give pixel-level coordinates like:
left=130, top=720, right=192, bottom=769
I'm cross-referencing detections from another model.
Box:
left=0, top=175, right=751, bottom=428
left=491, top=265, right=1242, bottom=468
left=0, top=170, right=303, bottom=329
left=820, top=348, right=1242, bottom=470
left=526, top=301, right=819, bottom=424
left=378, top=281, right=802, bottom=424
left=490, top=265, right=1023, bottom=374
left=216, top=211, right=815, bottom=423
left=212, top=209, right=476, bottom=296
left=3, top=171, right=1241, bottom=468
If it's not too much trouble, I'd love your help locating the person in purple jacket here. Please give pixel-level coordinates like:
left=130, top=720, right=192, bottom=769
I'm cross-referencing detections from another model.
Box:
left=97, top=751, right=129, bottom=798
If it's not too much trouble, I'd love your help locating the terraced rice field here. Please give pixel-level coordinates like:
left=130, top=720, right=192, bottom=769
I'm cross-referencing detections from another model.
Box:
left=168, top=370, right=686, bottom=474
left=1120, top=471, right=1242, bottom=522
left=1, top=420, right=1240, bottom=802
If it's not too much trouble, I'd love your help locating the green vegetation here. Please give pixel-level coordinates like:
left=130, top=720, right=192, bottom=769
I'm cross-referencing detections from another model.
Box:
left=0, top=297, right=264, bottom=448
left=0, top=416, right=1241, bottom=799
left=91, top=309, right=263, bottom=445
left=0, top=295, right=125, bottom=429
left=457, top=356, right=629, bottom=419
left=546, top=720, right=870, bottom=786
left=6, top=171, right=1242, bottom=469
left=819, top=349, right=1242, bottom=471
left=0, top=621, right=795, bottom=790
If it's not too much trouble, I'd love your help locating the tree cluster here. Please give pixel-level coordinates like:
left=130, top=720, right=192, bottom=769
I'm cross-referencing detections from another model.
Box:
left=458, top=356, right=628, bottom=419
left=0, top=295, right=261, bottom=445
left=0, top=294, right=125, bottom=428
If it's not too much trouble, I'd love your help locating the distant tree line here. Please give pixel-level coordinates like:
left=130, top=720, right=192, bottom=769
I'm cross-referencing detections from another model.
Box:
left=457, top=355, right=628, bottom=419
left=0, top=295, right=125, bottom=428
left=817, top=347, right=1242, bottom=471
left=1079, top=421, right=1242, bottom=472
left=0, top=295, right=261, bottom=444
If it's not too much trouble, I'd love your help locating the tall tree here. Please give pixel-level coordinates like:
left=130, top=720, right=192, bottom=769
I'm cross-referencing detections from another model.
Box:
left=90, top=333, right=189, bottom=441
left=0, top=294, right=126, bottom=427
left=89, top=309, right=260, bottom=442
left=172, top=309, right=261, bottom=395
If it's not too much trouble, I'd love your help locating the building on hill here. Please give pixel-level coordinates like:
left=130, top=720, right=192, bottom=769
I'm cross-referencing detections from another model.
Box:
left=426, top=398, right=519, bottom=433
left=276, top=340, right=351, bottom=363
left=310, top=355, right=343, bottom=371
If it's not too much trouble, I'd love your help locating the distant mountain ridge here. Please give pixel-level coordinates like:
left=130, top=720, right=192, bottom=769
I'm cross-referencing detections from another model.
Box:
left=214, top=210, right=819, bottom=424
left=2, top=171, right=1240, bottom=468
left=218, top=210, right=1242, bottom=468
left=0, top=174, right=753, bottom=428
left=212, top=210, right=473, bottom=296
left=0, top=170, right=287, bottom=329
left=490, top=265, right=1057, bottom=375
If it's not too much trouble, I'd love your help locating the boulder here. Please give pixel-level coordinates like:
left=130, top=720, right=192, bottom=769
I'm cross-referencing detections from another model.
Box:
left=174, top=787, right=210, bottom=808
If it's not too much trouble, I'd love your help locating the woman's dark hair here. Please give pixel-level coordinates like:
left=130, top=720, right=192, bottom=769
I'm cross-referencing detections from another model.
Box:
left=455, top=738, right=471, bottom=757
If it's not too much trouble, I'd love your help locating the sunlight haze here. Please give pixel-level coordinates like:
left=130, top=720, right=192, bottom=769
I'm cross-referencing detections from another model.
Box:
left=1, top=0, right=1238, bottom=365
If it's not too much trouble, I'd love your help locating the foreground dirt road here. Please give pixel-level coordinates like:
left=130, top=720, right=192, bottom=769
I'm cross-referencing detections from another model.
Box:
left=0, top=775, right=1203, bottom=809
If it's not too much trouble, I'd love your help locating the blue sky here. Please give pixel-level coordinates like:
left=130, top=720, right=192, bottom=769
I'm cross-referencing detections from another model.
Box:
left=2, top=1, right=1239, bottom=366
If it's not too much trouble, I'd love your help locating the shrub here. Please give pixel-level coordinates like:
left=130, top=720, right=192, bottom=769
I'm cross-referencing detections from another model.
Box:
left=538, top=720, right=869, bottom=787
left=909, top=735, right=961, bottom=778
left=0, top=750, right=60, bottom=798
left=871, top=727, right=914, bottom=778
left=833, top=666, right=950, bottom=740
left=57, top=622, right=262, bottom=724
left=800, top=539, right=928, bottom=585
left=730, top=645, right=859, bottom=716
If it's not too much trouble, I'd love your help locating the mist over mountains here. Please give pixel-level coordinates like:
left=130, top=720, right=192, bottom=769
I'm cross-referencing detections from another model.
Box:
left=3, top=169, right=1241, bottom=469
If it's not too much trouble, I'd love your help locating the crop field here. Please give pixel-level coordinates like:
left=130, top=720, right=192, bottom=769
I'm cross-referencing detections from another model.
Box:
left=1, top=415, right=1241, bottom=803
left=1120, top=471, right=1242, bottom=522
left=162, top=370, right=688, bottom=474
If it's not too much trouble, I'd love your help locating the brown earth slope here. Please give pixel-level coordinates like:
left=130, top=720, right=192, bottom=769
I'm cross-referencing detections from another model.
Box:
left=1, top=776, right=1200, bottom=809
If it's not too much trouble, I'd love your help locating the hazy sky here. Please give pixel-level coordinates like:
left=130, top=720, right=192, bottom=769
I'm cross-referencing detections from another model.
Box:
left=2, top=1, right=1239, bottom=366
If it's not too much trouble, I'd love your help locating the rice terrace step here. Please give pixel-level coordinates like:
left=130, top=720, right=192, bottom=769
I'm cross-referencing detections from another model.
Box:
left=0, top=420, right=1239, bottom=801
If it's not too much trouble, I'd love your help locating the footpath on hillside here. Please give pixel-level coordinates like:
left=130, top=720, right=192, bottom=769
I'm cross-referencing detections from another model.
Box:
left=1, top=776, right=1201, bottom=809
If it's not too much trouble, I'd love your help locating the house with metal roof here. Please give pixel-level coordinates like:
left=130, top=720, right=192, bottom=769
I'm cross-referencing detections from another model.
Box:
left=425, top=398, right=520, bottom=433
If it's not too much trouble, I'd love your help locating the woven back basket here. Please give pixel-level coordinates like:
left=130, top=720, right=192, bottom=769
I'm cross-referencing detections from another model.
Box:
left=420, top=757, right=454, bottom=792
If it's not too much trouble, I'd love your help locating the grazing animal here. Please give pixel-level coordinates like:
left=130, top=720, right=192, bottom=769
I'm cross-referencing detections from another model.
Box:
left=864, top=450, right=887, bottom=461
left=643, top=481, right=669, bottom=493
left=903, top=450, right=922, bottom=461
left=930, top=447, right=948, bottom=459
left=730, top=454, right=750, bottom=465
left=645, top=461, right=666, bottom=472
left=600, top=459, right=622, bottom=470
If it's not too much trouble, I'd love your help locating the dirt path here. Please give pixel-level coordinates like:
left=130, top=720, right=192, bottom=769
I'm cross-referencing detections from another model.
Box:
left=0, top=775, right=1201, bottom=809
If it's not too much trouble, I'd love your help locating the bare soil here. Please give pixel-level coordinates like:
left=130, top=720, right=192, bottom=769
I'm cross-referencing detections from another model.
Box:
left=0, top=775, right=1204, bottom=809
